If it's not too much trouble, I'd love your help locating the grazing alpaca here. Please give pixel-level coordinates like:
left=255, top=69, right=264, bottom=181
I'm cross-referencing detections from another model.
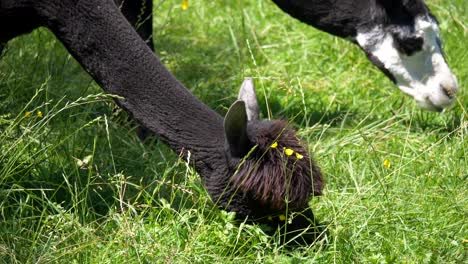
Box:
left=114, top=0, right=458, bottom=111
left=0, top=0, right=323, bottom=244
left=271, top=0, right=458, bottom=111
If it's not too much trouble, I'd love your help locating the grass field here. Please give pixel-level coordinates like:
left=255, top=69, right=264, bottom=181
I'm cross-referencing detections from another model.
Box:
left=0, top=0, right=466, bottom=262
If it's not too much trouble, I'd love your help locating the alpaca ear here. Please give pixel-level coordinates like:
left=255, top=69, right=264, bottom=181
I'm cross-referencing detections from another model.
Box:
left=224, top=100, right=251, bottom=158
left=237, top=78, right=259, bottom=121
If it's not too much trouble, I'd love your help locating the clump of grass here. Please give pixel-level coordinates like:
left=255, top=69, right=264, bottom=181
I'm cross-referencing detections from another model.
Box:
left=1, top=0, right=467, bottom=262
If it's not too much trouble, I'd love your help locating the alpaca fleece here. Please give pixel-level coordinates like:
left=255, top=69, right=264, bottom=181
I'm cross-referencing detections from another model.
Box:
left=233, top=121, right=323, bottom=212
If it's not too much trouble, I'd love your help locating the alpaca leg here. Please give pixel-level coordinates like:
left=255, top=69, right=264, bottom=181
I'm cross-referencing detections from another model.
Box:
left=115, top=0, right=154, bottom=50
left=0, top=7, right=42, bottom=55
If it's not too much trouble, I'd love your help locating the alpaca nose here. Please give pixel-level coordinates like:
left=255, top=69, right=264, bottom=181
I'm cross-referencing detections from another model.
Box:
left=440, top=78, right=458, bottom=99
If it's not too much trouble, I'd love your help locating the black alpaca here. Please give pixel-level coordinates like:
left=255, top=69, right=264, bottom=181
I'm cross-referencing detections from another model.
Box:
left=0, top=0, right=323, bottom=244
left=113, top=0, right=458, bottom=111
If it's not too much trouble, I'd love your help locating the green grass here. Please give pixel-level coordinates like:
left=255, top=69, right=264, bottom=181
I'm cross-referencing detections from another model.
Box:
left=0, top=0, right=466, bottom=262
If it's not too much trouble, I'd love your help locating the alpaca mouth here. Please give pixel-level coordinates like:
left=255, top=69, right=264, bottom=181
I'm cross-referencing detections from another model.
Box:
left=441, top=84, right=455, bottom=99
left=423, top=96, right=444, bottom=112
left=399, top=83, right=454, bottom=112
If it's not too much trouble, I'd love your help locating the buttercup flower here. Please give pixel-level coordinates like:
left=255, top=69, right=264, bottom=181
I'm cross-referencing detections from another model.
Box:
left=295, top=152, right=304, bottom=160
left=383, top=159, right=390, bottom=169
left=270, top=142, right=278, bottom=148
left=284, top=148, right=294, bottom=156
left=181, top=0, right=188, bottom=10
left=37, top=111, right=43, bottom=119
left=24, top=111, right=31, bottom=118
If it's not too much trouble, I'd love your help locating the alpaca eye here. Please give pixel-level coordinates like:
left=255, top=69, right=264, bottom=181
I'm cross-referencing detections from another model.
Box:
left=393, top=35, right=424, bottom=56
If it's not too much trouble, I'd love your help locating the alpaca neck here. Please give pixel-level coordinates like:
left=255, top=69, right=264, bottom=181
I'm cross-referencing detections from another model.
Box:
left=270, top=0, right=375, bottom=38
left=35, top=0, right=226, bottom=161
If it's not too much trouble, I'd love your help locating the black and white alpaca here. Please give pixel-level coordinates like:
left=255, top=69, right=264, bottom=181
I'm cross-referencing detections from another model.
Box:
left=271, top=0, right=458, bottom=111
left=0, top=0, right=323, bottom=244
left=110, top=0, right=458, bottom=111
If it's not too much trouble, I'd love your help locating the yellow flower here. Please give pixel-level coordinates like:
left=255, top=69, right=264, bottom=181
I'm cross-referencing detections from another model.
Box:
left=278, top=214, right=286, bottom=221
left=295, top=152, right=304, bottom=160
left=37, top=111, right=43, bottom=118
left=181, top=0, right=188, bottom=10
left=284, top=148, right=294, bottom=156
left=270, top=142, right=278, bottom=149
left=383, top=159, right=390, bottom=169
left=24, top=111, right=31, bottom=118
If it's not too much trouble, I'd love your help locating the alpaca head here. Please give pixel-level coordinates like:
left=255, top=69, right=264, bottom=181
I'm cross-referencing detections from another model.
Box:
left=223, top=79, right=323, bottom=215
left=355, top=0, right=458, bottom=111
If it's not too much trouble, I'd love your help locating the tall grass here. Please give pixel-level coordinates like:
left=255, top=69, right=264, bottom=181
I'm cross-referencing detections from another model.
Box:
left=0, top=0, right=466, bottom=262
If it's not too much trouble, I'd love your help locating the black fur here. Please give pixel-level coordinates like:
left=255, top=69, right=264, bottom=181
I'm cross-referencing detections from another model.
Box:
left=233, top=121, right=323, bottom=212
left=271, top=0, right=433, bottom=38
left=0, top=0, right=323, bottom=245
left=271, top=0, right=373, bottom=38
